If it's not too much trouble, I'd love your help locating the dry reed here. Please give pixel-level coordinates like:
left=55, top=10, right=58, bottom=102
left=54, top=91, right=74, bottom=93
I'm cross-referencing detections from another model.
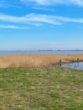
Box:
left=0, top=54, right=83, bottom=68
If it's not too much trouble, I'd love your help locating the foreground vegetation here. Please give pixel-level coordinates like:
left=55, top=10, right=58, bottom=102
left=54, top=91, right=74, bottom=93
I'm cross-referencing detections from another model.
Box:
left=0, top=54, right=83, bottom=68
left=0, top=66, right=83, bottom=110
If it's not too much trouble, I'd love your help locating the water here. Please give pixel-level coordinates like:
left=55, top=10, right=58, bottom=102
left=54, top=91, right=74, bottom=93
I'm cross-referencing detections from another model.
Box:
left=62, top=62, right=83, bottom=70
left=0, top=50, right=83, bottom=55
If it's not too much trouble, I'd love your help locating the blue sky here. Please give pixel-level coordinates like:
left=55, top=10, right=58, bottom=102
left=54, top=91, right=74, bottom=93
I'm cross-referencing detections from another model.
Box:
left=0, top=0, right=83, bottom=50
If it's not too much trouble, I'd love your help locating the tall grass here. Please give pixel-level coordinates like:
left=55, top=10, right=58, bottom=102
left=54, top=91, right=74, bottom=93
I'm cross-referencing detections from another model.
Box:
left=0, top=54, right=83, bottom=68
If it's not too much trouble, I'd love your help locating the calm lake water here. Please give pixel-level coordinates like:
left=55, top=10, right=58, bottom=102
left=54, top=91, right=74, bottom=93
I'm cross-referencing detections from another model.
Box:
left=0, top=50, right=83, bottom=55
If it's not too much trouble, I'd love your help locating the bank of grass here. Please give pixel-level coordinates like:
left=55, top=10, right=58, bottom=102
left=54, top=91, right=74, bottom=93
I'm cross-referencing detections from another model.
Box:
left=0, top=54, right=83, bottom=68
left=0, top=66, right=83, bottom=110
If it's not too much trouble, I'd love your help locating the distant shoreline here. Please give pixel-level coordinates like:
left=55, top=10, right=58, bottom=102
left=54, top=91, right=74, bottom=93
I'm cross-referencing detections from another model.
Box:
left=0, top=50, right=83, bottom=55
left=0, top=50, right=83, bottom=52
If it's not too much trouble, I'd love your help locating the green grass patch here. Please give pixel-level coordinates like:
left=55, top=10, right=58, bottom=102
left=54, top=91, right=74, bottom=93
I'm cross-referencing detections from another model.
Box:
left=0, top=66, right=83, bottom=110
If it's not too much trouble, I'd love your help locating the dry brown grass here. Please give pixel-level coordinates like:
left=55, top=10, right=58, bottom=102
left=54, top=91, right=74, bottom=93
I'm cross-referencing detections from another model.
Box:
left=0, top=54, right=83, bottom=68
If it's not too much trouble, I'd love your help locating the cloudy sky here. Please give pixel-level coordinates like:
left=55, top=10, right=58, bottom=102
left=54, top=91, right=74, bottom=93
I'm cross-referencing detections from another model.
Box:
left=0, top=0, right=83, bottom=50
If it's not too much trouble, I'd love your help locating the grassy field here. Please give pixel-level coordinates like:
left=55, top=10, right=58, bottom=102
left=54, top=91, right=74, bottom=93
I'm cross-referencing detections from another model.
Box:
left=0, top=54, right=83, bottom=68
left=0, top=66, right=83, bottom=110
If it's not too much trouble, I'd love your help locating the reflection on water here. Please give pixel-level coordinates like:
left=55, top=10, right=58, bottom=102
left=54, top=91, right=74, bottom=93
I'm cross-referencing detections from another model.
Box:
left=62, top=62, right=83, bottom=70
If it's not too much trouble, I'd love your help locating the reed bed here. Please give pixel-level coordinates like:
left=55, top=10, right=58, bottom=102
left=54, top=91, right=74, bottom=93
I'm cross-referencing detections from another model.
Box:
left=0, top=54, right=83, bottom=68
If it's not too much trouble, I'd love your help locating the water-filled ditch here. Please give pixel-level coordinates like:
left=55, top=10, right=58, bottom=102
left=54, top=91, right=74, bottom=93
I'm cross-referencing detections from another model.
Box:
left=62, top=62, right=83, bottom=70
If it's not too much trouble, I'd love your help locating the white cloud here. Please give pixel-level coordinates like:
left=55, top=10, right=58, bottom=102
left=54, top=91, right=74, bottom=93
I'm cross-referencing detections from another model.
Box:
left=0, top=13, right=62, bottom=26
left=54, top=16, right=83, bottom=23
left=21, top=0, right=83, bottom=6
left=0, top=13, right=83, bottom=27
left=0, top=0, right=20, bottom=8
left=32, top=6, right=54, bottom=11
left=0, top=24, right=29, bottom=29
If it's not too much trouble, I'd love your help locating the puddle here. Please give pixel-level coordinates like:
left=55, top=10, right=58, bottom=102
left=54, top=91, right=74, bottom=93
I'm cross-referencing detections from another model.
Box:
left=62, top=62, right=83, bottom=70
